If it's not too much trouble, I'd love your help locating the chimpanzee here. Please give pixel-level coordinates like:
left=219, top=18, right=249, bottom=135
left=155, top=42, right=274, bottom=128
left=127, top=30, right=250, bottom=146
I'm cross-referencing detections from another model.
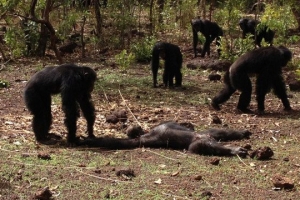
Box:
left=151, top=42, right=182, bottom=88
left=24, top=64, right=97, bottom=144
left=78, top=121, right=251, bottom=157
left=211, top=46, right=292, bottom=113
left=239, top=18, right=275, bottom=47
left=191, top=19, right=223, bottom=57
left=59, top=42, right=78, bottom=54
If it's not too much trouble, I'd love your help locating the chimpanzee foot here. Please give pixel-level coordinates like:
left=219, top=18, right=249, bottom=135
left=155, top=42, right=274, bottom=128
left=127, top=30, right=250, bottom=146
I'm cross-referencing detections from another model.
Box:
left=67, top=137, right=81, bottom=147
left=37, top=138, right=58, bottom=145
left=241, top=130, right=252, bottom=139
left=256, top=109, right=266, bottom=115
left=230, top=146, right=248, bottom=158
left=237, top=107, right=253, bottom=114
left=211, top=101, right=221, bottom=110
left=48, top=133, right=63, bottom=140
left=284, top=106, right=292, bottom=111
left=87, top=134, right=96, bottom=139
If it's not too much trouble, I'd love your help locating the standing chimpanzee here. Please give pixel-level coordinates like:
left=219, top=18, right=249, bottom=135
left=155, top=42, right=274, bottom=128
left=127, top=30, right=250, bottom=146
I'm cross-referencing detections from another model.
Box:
left=239, top=18, right=275, bottom=47
left=24, top=64, right=97, bottom=144
left=78, top=121, right=251, bottom=157
left=191, top=19, right=223, bottom=58
left=211, top=46, right=292, bottom=113
left=151, top=42, right=183, bottom=88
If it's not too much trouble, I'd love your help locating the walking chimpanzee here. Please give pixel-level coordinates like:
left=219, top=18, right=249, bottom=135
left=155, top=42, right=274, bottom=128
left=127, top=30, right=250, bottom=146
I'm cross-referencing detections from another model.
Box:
left=191, top=19, right=223, bottom=57
left=24, top=63, right=97, bottom=144
left=78, top=121, right=251, bottom=157
left=239, top=18, right=274, bottom=47
left=151, top=42, right=183, bottom=88
left=211, top=46, right=292, bottom=113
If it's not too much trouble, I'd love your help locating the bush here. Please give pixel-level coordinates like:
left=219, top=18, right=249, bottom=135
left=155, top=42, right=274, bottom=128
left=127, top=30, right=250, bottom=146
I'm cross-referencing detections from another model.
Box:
left=130, top=36, right=156, bottom=63
left=115, top=49, right=135, bottom=71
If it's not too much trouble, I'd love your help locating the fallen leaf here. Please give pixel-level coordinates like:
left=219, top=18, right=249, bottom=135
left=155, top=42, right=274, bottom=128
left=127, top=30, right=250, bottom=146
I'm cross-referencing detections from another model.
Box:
left=154, top=178, right=162, bottom=184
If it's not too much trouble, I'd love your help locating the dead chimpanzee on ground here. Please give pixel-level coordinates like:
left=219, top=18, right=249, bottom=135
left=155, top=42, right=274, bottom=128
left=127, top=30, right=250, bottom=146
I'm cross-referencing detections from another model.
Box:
left=191, top=19, right=223, bottom=58
left=212, top=46, right=292, bottom=113
left=78, top=121, right=251, bottom=157
left=24, top=64, right=97, bottom=144
left=239, top=18, right=274, bottom=47
left=151, top=42, right=183, bottom=88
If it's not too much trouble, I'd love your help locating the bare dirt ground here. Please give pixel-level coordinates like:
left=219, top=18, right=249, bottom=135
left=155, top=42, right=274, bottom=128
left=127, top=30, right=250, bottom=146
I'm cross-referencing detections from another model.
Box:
left=1, top=47, right=300, bottom=199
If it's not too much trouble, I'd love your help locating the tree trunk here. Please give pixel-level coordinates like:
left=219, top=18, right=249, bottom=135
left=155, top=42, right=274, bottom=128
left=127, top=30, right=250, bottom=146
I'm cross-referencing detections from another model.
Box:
left=149, top=0, right=154, bottom=34
left=157, top=0, right=165, bottom=24
left=200, top=0, right=206, bottom=19
left=80, top=16, right=86, bottom=58
left=30, top=0, right=62, bottom=63
left=94, top=0, right=102, bottom=37
left=35, top=24, right=49, bottom=56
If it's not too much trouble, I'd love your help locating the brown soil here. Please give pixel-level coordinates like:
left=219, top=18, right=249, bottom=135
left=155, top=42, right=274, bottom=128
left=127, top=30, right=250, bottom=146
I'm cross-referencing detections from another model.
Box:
left=1, top=48, right=300, bottom=199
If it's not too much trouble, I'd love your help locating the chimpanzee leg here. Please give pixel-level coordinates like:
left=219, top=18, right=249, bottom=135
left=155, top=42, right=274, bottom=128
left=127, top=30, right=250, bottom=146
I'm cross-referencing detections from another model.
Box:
left=255, top=34, right=263, bottom=47
left=272, top=75, right=291, bottom=110
left=203, top=129, right=252, bottom=141
left=25, top=90, right=52, bottom=142
left=201, top=36, right=212, bottom=57
left=188, top=140, right=247, bottom=157
left=174, top=67, right=182, bottom=87
left=256, top=74, right=271, bottom=112
left=78, top=94, right=96, bottom=138
left=163, top=62, right=174, bottom=87
left=211, top=71, right=236, bottom=110
left=62, top=96, right=80, bottom=143
left=233, top=73, right=252, bottom=112
left=139, top=133, right=167, bottom=148
left=162, top=69, right=168, bottom=87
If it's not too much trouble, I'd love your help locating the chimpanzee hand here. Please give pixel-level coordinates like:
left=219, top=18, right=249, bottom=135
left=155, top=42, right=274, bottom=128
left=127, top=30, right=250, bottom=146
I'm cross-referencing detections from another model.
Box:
left=230, top=146, right=248, bottom=158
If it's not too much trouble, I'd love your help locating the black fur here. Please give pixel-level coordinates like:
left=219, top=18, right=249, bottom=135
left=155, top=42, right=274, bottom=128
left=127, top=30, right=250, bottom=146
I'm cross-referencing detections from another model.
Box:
left=239, top=18, right=275, bottom=47
left=191, top=19, right=223, bottom=57
left=212, top=46, right=292, bottom=113
left=151, top=42, right=183, bottom=88
left=24, top=64, right=97, bottom=144
left=79, top=121, right=250, bottom=157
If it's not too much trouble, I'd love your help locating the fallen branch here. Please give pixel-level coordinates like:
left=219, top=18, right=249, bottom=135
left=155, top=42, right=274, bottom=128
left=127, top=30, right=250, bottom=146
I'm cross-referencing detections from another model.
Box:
left=118, top=89, right=141, bottom=127
left=145, top=149, right=178, bottom=161
left=236, top=154, right=256, bottom=171
left=75, top=169, right=132, bottom=183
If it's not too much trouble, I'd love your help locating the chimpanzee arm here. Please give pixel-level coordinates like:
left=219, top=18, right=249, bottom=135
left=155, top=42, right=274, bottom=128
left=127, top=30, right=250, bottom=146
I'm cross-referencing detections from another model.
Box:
left=192, top=29, right=199, bottom=57
left=201, top=35, right=212, bottom=57
left=151, top=47, right=160, bottom=87
left=188, top=140, right=248, bottom=157
left=204, top=129, right=251, bottom=141
left=61, top=91, right=80, bottom=143
left=78, top=93, right=96, bottom=138
left=211, top=71, right=236, bottom=110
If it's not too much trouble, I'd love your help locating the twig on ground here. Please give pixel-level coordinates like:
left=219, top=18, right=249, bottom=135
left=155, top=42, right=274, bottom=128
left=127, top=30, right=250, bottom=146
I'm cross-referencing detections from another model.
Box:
left=236, top=154, right=256, bottom=171
left=118, top=89, right=141, bottom=127
left=100, top=86, right=110, bottom=103
left=75, top=169, right=132, bottom=183
left=0, top=59, right=11, bottom=71
left=145, top=149, right=178, bottom=161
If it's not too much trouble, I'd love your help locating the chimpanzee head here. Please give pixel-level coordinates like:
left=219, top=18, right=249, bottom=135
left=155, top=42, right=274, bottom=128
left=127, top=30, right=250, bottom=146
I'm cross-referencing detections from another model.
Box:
left=82, top=67, right=97, bottom=92
left=191, top=19, right=204, bottom=32
left=278, top=46, right=292, bottom=67
left=238, top=18, right=249, bottom=30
